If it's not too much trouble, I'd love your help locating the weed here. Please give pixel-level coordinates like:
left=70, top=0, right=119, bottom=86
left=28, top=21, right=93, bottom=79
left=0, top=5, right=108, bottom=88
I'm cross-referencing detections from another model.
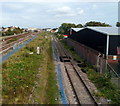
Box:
left=45, top=41, right=58, bottom=104
left=60, top=38, right=120, bottom=104
left=2, top=32, right=58, bottom=104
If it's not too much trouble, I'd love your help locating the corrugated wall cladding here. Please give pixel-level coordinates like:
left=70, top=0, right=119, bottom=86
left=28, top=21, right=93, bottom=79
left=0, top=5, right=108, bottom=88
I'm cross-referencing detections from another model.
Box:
left=109, top=35, right=120, bottom=55
left=66, top=38, right=106, bottom=73
left=69, top=28, right=107, bottom=54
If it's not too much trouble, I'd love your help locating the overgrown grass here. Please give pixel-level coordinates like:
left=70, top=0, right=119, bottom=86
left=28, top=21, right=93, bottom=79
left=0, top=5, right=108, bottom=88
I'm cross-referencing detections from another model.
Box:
left=60, top=39, right=120, bottom=104
left=61, top=40, right=85, bottom=63
left=44, top=40, right=58, bottom=104
left=7, top=37, right=18, bottom=43
left=87, top=69, right=120, bottom=104
left=2, top=32, right=58, bottom=104
left=54, top=33, right=64, bottom=39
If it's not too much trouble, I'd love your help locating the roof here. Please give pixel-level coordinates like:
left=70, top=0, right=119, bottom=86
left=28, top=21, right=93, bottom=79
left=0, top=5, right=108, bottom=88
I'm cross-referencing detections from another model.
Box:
left=71, top=27, right=120, bottom=35
left=63, top=35, right=68, bottom=36
left=87, top=27, right=120, bottom=35
left=71, top=28, right=84, bottom=32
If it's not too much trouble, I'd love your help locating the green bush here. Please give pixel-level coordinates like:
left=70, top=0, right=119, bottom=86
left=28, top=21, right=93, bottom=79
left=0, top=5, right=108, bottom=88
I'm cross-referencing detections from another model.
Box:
left=87, top=69, right=120, bottom=104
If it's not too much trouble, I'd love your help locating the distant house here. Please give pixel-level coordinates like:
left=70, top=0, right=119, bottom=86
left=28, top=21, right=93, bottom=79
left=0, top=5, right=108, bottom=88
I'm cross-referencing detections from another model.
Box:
left=27, top=28, right=38, bottom=32
left=46, top=28, right=52, bottom=32
left=51, top=28, right=58, bottom=33
left=42, top=28, right=52, bottom=32
left=54, top=28, right=58, bottom=33
left=67, top=27, right=120, bottom=76
left=2, top=27, right=9, bottom=32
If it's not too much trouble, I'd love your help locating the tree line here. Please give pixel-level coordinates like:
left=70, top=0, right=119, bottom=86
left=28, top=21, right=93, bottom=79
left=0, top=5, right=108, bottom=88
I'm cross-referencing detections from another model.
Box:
left=58, top=21, right=120, bottom=34
left=2, top=27, right=24, bottom=36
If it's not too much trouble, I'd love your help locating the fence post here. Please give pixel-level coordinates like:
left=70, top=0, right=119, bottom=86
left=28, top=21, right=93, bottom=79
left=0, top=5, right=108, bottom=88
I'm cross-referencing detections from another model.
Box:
left=37, top=47, right=40, bottom=54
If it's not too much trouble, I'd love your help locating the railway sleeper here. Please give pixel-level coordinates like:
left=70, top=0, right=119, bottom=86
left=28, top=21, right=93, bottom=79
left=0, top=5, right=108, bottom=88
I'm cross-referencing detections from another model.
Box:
left=62, top=56, right=71, bottom=59
left=81, top=68, right=87, bottom=73
left=77, top=62, right=86, bottom=67
left=76, top=60, right=82, bottom=63
left=59, top=56, right=71, bottom=62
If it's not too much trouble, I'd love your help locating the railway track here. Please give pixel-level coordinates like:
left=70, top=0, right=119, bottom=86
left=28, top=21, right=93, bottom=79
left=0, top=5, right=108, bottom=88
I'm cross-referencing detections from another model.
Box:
left=0, top=35, right=32, bottom=54
left=53, top=36, right=99, bottom=105
left=0, top=32, right=39, bottom=55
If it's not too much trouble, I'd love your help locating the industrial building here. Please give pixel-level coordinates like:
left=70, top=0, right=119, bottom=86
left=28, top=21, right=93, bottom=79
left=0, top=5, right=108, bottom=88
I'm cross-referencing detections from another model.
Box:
left=67, top=27, right=120, bottom=77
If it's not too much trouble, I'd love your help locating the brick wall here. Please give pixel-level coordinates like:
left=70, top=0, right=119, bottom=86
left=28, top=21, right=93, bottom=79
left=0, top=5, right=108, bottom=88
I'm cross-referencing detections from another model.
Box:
left=66, top=38, right=107, bottom=73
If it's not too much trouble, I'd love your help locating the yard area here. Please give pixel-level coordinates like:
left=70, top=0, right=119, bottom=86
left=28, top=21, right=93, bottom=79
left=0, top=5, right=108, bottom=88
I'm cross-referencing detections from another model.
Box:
left=2, top=32, right=58, bottom=104
left=60, top=38, right=120, bottom=104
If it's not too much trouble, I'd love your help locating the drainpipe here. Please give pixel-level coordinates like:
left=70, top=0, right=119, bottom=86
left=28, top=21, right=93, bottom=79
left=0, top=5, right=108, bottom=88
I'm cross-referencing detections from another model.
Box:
left=97, top=53, right=101, bottom=73
left=106, top=34, right=109, bottom=72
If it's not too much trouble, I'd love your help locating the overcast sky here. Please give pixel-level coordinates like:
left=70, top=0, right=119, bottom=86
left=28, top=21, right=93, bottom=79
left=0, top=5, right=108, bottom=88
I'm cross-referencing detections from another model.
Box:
left=0, top=0, right=119, bottom=28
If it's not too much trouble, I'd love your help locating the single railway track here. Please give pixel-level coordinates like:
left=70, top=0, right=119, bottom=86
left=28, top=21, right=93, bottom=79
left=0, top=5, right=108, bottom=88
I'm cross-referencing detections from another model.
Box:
left=54, top=36, right=98, bottom=105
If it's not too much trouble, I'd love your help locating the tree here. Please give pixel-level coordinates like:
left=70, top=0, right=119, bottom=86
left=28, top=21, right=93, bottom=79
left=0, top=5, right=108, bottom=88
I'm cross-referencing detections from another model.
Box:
left=5, top=29, right=14, bottom=35
left=85, top=21, right=111, bottom=27
left=2, top=27, right=23, bottom=36
left=76, top=24, right=83, bottom=28
left=13, top=28, right=23, bottom=34
left=58, top=23, right=83, bottom=34
left=116, top=22, right=120, bottom=27
left=58, top=23, right=76, bottom=34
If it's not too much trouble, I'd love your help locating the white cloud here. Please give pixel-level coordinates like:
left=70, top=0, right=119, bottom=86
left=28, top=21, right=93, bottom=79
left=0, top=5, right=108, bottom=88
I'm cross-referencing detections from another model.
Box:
left=49, top=6, right=84, bottom=17
left=78, top=10, right=84, bottom=14
left=1, top=2, right=117, bottom=28
left=55, top=6, right=71, bottom=13
left=77, top=8, right=84, bottom=14
left=54, top=6, right=75, bottom=17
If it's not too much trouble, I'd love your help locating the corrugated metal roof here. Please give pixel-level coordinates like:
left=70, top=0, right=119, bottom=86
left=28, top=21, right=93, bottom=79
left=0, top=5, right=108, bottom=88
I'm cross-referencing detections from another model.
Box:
left=87, top=27, right=120, bottom=35
left=71, top=27, right=120, bottom=35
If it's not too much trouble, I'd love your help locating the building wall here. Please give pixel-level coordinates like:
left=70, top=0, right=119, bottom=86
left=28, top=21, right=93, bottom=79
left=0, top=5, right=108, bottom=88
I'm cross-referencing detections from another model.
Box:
left=66, top=38, right=120, bottom=88
left=66, top=38, right=106, bottom=73
left=69, top=28, right=107, bottom=54
left=109, top=35, right=120, bottom=55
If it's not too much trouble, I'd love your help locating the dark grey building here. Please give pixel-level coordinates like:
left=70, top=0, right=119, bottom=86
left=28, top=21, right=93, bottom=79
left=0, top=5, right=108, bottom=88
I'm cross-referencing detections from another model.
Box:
left=69, top=27, right=120, bottom=56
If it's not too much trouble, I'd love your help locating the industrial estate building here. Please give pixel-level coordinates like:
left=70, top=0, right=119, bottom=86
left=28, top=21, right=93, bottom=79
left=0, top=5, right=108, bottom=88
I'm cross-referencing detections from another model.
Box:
left=67, top=27, right=120, bottom=77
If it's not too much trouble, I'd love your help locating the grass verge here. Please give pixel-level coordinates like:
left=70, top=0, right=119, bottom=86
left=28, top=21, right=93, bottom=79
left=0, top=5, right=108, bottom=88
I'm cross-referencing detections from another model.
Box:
left=44, top=40, right=58, bottom=104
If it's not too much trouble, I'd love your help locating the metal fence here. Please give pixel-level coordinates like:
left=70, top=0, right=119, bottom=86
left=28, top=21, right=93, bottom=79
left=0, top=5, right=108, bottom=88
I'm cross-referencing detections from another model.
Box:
left=107, top=63, right=120, bottom=78
left=107, top=64, right=120, bottom=88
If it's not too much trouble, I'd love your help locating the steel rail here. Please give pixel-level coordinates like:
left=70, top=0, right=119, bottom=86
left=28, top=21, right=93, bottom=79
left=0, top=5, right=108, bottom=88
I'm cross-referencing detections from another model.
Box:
left=54, top=37, right=99, bottom=105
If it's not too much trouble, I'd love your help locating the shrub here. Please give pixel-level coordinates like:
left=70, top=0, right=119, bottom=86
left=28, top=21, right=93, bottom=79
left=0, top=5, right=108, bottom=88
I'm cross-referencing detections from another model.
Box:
left=25, top=46, right=35, bottom=52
